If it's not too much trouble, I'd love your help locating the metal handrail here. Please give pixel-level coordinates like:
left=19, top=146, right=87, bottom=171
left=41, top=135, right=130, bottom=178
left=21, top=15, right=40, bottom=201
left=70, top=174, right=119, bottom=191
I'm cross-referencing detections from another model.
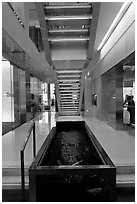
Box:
left=20, top=120, right=36, bottom=201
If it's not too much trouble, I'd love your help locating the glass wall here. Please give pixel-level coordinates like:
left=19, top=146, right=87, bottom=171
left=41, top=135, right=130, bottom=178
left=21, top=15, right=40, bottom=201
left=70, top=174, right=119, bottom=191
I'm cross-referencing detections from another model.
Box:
left=50, top=84, right=55, bottom=108
left=30, top=76, right=44, bottom=117
left=2, top=58, right=14, bottom=123
left=123, top=65, right=135, bottom=126
left=19, top=69, right=26, bottom=123
left=13, top=65, right=20, bottom=124
left=2, top=57, right=27, bottom=135
left=2, top=25, right=46, bottom=133
left=101, top=52, right=135, bottom=134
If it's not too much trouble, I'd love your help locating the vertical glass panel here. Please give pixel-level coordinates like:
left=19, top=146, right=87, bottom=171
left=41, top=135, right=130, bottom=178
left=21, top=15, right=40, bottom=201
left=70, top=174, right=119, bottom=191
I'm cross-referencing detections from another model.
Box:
left=13, top=65, right=20, bottom=124
left=2, top=59, right=13, bottom=122
left=50, top=83, right=55, bottom=109
left=19, top=69, right=26, bottom=123
left=123, top=65, right=135, bottom=126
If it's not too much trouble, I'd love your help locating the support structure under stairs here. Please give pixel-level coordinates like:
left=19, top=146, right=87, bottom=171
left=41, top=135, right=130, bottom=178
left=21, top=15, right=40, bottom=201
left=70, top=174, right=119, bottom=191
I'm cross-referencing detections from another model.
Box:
left=56, top=69, right=82, bottom=116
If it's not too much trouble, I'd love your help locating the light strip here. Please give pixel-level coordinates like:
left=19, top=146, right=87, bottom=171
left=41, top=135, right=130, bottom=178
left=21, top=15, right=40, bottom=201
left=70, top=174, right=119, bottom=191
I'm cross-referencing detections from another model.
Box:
left=97, top=2, right=132, bottom=50
left=45, top=15, right=92, bottom=21
left=48, top=37, right=89, bottom=42
left=45, top=5, right=91, bottom=9
left=57, top=70, right=82, bottom=73
left=49, top=29, right=89, bottom=33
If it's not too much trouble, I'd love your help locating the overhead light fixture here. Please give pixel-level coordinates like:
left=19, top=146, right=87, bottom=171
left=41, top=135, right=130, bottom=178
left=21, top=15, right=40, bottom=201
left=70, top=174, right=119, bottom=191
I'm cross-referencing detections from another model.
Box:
left=45, top=5, right=91, bottom=10
left=45, top=15, right=92, bottom=21
left=97, top=2, right=132, bottom=50
left=49, top=29, right=88, bottom=33
left=48, top=37, right=89, bottom=42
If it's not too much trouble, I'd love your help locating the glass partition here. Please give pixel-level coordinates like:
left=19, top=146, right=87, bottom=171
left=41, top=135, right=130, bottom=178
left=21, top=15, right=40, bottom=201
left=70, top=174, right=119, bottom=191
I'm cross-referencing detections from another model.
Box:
left=2, top=58, right=14, bottom=123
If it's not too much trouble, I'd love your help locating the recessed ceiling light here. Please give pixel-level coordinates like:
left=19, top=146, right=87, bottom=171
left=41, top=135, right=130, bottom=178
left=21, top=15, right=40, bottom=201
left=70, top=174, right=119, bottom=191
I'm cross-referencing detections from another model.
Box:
left=45, top=15, right=92, bottom=21
left=49, top=29, right=88, bottom=33
left=48, top=37, right=89, bottom=42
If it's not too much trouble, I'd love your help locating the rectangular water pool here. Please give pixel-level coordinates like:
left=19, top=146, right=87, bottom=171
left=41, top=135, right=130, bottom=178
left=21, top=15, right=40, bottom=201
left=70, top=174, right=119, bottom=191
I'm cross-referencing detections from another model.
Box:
left=29, top=121, right=116, bottom=202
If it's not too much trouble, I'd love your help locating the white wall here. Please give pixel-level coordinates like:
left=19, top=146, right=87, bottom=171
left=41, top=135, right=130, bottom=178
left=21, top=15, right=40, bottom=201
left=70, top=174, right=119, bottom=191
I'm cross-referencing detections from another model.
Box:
left=2, top=3, right=49, bottom=72
left=91, top=3, right=135, bottom=79
left=84, top=3, right=135, bottom=119
left=52, top=42, right=87, bottom=60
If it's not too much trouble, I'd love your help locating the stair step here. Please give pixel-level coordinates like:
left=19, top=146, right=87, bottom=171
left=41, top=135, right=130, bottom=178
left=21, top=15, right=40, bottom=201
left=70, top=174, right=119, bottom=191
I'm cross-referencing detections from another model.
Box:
left=2, top=176, right=29, bottom=189
left=116, top=165, right=135, bottom=174
left=2, top=167, right=29, bottom=176
left=60, top=94, right=80, bottom=97
left=60, top=87, right=80, bottom=90
left=61, top=107, right=79, bottom=109
left=61, top=109, right=79, bottom=111
left=60, top=92, right=80, bottom=95
left=61, top=104, right=79, bottom=107
left=61, top=97, right=79, bottom=100
left=58, top=79, right=80, bottom=82
left=61, top=99, right=79, bottom=101
left=116, top=174, right=135, bottom=188
left=60, top=93, right=79, bottom=95
left=59, top=84, right=80, bottom=87
left=61, top=111, right=79, bottom=113
left=61, top=102, right=79, bottom=104
left=60, top=89, right=80, bottom=91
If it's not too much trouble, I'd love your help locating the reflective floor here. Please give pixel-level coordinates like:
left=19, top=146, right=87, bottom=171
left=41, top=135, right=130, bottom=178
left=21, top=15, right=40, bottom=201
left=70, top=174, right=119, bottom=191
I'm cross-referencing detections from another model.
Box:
left=84, top=116, right=135, bottom=166
left=2, top=111, right=56, bottom=168
left=2, top=111, right=135, bottom=168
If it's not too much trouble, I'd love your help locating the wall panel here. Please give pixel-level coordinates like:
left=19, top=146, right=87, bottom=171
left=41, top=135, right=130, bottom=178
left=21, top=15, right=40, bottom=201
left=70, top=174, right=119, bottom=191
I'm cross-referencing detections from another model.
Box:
left=126, top=23, right=135, bottom=57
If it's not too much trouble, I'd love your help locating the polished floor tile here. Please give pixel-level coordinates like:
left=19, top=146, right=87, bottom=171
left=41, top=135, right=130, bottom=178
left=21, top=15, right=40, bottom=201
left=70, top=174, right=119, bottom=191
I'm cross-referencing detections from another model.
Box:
left=84, top=116, right=135, bottom=166
left=2, top=111, right=56, bottom=168
left=2, top=111, right=135, bottom=170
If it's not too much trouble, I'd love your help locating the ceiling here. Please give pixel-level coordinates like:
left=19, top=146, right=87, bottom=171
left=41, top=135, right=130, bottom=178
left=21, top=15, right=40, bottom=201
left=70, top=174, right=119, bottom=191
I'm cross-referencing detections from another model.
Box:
left=29, top=2, right=100, bottom=72
left=2, top=2, right=124, bottom=83
left=27, top=2, right=124, bottom=82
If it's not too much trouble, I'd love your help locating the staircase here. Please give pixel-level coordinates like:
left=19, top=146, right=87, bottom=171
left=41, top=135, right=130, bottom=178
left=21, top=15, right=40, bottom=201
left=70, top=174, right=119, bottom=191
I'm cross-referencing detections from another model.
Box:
left=57, top=69, right=82, bottom=116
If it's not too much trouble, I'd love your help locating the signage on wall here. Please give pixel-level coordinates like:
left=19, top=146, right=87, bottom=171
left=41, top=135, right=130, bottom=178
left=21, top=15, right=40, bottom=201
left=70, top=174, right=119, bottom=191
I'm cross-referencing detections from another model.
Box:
left=92, top=94, right=97, bottom=106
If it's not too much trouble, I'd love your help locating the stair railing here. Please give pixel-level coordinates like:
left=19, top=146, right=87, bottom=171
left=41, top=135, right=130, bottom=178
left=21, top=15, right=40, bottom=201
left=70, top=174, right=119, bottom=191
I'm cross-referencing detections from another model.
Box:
left=20, top=120, right=36, bottom=201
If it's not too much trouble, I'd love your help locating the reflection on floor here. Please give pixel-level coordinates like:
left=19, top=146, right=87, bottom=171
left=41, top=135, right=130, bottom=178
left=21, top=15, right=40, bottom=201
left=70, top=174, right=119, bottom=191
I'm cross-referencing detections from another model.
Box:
left=122, top=124, right=135, bottom=137
left=83, top=116, right=135, bottom=166
left=2, top=111, right=56, bottom=168
left=2, top=111, right=135, bottom=168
